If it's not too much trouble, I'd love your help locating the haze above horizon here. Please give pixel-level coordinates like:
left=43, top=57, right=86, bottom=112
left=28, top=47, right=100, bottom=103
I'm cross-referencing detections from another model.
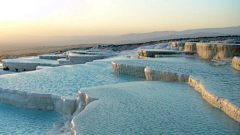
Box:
left=0, top=0, right=239, bottom=36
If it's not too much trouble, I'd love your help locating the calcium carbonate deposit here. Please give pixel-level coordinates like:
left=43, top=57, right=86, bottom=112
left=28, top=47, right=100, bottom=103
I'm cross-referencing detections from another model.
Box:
left=2, top=57, right=59, bottom=71
left=74, top=82, right=240, bottom=134
left=2, top=57, right=58, bottom=64
left=0, top=42, right=239, bottom=134
left=112, top=57, right=240, bottom=107
left=0, top=59, right=143, bottom=98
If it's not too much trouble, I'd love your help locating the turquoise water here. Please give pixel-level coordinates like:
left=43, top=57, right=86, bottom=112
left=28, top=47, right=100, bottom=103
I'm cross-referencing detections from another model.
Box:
left=0, top=69, right=15, bottom=75
left=113, top=57, right=240, bottom=107
left=0, top=103, right=62, bottom=135
left=74, top=81, right=240, bottom=134
left=0, top=60, right=143, bottom=98
left=0, top=54, right=239, bottom=134
left=0, top=64, right=15, bottom=75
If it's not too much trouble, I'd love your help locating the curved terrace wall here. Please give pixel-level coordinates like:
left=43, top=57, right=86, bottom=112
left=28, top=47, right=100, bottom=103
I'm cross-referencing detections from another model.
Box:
left=112, top=62, right=145, bottom=77
left=144, top=67, right=189, bottom=82
left=111, top=62, right=240, bottom=122
left=70, top=91, right=98, bottom=135
left=58, top=55, right=107, bottom=65
left=188, top=77, right=240, bottom=122
left=39, top=55, right=66, bottom=60
left=138, top=50, right=195, bottom=57
left=47, top=91, right=98, bottom=135
left=57, top=59, right=73, bottom=65
left=0, top=87, right=92, bottom=134
left=2, top=60, right=59, bottom=72
left=69, top=55, right=105, bottom=63
left=0, top=88, right=76, bottom=115
left=67, top=54, right=106, bottom=64
left=2, top=61, right=40, bottom=71
left=196, top=43, right=240, bottom=59
left=232, top=56, right=240, bottom=70
left=184, top=42, right=197, bottom=52
left=169, top=41, right=186, bottom=48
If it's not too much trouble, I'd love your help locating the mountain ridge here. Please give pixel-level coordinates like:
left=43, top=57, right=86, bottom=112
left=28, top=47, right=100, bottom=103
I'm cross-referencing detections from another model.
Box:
left=0, top=26, right=240, bottom=46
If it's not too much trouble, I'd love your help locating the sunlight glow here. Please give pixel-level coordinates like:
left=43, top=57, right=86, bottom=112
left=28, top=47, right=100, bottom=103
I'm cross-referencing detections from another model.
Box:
left=0, top=0, right=239, bottom=36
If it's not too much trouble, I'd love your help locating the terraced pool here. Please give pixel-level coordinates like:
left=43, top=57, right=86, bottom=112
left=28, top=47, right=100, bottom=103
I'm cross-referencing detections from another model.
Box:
left=74, top=81, right=240, bottom=134
left=112, top=57, right=240, bottom=107
left=0, top=59, right=143, bottom=98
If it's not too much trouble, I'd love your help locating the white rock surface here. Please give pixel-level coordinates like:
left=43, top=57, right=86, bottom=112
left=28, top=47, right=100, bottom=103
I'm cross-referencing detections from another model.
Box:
left=169, top=41, right=186, bottom=48
left=2, top=57, right=59, bottom=71
left=196, top=43, right=240, bottom=59
left=232, top=56, right=240, bottom=70
left=188, top=77, right=240, bottom=122
left=0, top=88, right=76, bottom=115
left=111, top=58, right=240, bottom=122
left=112, top=62, right=146, bottom=77
left=39, top=54, right=66, bottom=60
left=72, top=81, right=240, bottom=134
left=58, top=52, right=108, bottom=65
left=185, top=42, right=197, bottom=52
left=144, top=67, right=189, bottom=82
left=138, top=49, right=194, bottom=57
left=2, top=61, right=40, bottom=71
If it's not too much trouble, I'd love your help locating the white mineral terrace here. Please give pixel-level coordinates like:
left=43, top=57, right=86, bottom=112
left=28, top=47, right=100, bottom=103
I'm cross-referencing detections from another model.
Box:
left=72, top=82, right=240, bottom=134
left=196, top=43, right=240, bottom=59
left=58, top=51, right=112, bottom=65
left=70, top=50, right=112, bottom=56
left=232, top=56, right=240, bottom=70
left=0, top=57, right=143, bottom=134
left=39, top=54, right=66, bottom=60
left=111, top=57, right=240, bottom=122
left=138, top=49, right=195, bottom=57
left=69, top=53, right=106, bottom=63
left=0, top=58, right=142, bottom=97
left=2, top=50, right=114, bottom=71
left=0, top=88, right=76, bottom=115
left=169, top=41, right=186, bottom=48
left=0, top=43, right=239, bottom=134
left=184, top=42, right=197, bottom=52
left=2, top=57, right=59, bottom=71
left=144, top=42, right=240, bottom=59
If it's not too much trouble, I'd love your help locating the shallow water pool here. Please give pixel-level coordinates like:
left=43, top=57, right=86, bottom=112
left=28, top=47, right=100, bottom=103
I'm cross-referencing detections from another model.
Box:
left=0, top=103, right=62, bottom=135
left=0, top=60, right=143, bottom=98
left=74, top=81, right=240, bottom=134
left=113, top=57, right=240, bottom=107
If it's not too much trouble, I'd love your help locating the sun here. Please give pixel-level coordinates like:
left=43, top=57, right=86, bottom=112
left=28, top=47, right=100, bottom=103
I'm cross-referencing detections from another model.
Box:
left=0, top=0, right=65, bottom=22
left=0, top=1, right=39, bottom=21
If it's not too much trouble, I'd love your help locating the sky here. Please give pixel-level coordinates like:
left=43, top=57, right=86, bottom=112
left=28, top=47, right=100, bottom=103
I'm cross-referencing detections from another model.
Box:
left=0, top=0, right=239, bottom=36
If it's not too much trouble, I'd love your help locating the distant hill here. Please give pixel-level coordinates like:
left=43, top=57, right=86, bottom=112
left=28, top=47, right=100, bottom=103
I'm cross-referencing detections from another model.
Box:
left=0, top=26, right=240, bottom=47
left=111, top=26, right=240, bottom=44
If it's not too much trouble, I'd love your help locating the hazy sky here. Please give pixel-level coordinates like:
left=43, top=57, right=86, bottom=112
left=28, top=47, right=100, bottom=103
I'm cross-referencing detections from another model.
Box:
left=0, top=0, right=239, bottom=36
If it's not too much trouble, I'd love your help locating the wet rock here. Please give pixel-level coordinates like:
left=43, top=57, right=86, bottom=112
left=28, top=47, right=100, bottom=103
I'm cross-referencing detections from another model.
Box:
left=185, top=42, right=197, bottom=52
left=196, top=43, right=240, bottom=59
left=232, top=56, right=240, bottom=70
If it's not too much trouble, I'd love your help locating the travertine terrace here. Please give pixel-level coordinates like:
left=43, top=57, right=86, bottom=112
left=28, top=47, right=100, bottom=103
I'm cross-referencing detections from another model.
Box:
left=169, top=41, right=186, bottom=48
left=232, top=56, right=240, bottom=70
left=111, top=56, right=240, bottom=122
left=184, top=42, right=197, bottom=52
left=138, top=49, right=195, bottom=57
left=196, top=43, right=240, bottom=59
left=39, top=54, right=66, bottom=60
left=2, top=57, right=59, bottom=71
left=0, top=37, right=240, bottom=134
